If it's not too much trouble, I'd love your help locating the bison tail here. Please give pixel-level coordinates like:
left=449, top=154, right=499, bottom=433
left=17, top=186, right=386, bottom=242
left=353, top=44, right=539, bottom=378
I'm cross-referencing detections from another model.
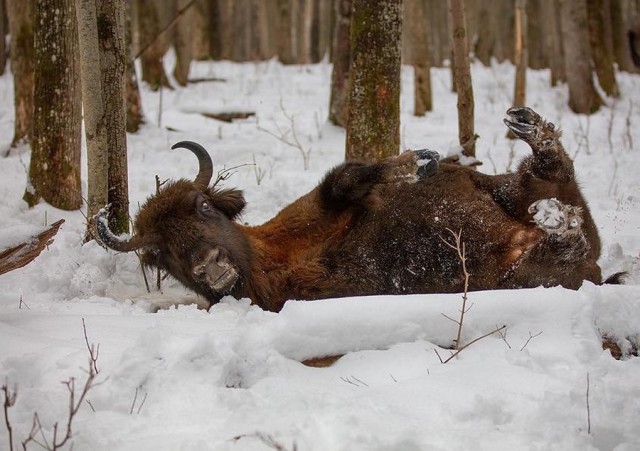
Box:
left=602, top=271, right=628, bottom=285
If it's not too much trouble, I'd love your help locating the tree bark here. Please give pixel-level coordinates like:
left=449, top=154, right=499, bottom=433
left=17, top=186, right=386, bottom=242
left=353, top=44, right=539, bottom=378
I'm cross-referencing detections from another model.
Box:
left=99, top=0, right=130, bottom=234
left=610, top=0, right=636, bottom=72
left=547, top=0, right=565, bottom=85
left=587, top=0, right=620, bottom=97
left=328, top=0, right=351, bottom=127
left=137, top=0, right=171, bottom=90
left=125, top=0, right=144, bottom=132
left=76, top=0, right=108, bottom=230
left=512, top=0, right=528, bottom=108
left=0, top=0, right=6, bottom=75
left=6, top=0, right=34, bottom=147
left=449, top=0, right=476, bottom=157
left=345, top=0, right=402, bottom=162
left=276, top=0, right=294, bottom=64
left=173, top=0, right=193, bottom=85
left=559, top=0, right=603, bottom=114
left=410, top=0, right=432, bottom=116
left=25, top=0, right=82, bottom=210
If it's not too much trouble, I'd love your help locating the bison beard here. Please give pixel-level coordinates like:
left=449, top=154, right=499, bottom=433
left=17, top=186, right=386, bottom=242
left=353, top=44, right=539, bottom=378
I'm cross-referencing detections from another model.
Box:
left=94, top=107, right=614, bottom=312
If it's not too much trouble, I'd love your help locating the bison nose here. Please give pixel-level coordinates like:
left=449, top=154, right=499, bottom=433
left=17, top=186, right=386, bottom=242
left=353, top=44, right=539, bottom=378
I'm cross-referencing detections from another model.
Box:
left=192, top=247, right=239, bottom=292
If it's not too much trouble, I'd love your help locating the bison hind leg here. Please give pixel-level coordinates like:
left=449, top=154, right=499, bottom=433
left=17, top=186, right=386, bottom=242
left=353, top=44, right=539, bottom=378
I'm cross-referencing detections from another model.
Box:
left=528, top=198, right=590, bottom=263
left=528, top=198, right=583, bottom=236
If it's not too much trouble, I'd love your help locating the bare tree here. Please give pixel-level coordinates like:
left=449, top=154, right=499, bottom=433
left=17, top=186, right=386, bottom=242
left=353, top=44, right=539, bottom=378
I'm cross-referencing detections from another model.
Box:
left=509, top=0, right=528, bottom=131
left=328, top=0, right=351, bottom=127
left=610, top=0, right=637, bottom=72
left=559, top=0, right=603, bottom=113
left=173, top=0, right=194, bottom=85
left=0, top=0, right=6, bottom=75
left=345, top=0, right=402, bottom=162
left=546, top=0, right=566, bottom=86
left=24, top=0, right=82, bottom=210
left=449, top=0, right=476, bottom=157
left=125, top=0, right=144, bottom=132
left=587, top=0, right=620, bottom=97
left=77, top=0, right=129, bottom=235
left=6, top=0, right=34, bottom=147
left=409, top=0, right=433, bottom=116
left=137, top=0, right=171, bottom=90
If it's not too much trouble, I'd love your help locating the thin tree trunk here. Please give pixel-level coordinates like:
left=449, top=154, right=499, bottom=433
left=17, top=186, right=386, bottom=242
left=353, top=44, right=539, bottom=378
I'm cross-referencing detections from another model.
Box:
left=610, top=0, right=636, bottom=72
left=137, top=0, right=171, bottom=90
left=513, top=0, right=528, bottom=107
left=76, top=0, right=108, bottom=229
left=411, top=0, right=432, bottom=116
left=508, top=0, right=528, bottom=139
left=6, top=0, right=34, bottom=147
left=345, top=0, right=402, bottom=162
left=449, top=0, right=476, bottom=157
left=328, top=0, right=351, bottom=127
left=24, top=0, right=82, bottom=210
left=173, top=0, right=193, bottom=85
left=125, top=0, right=144, bottom=132
left=99, top=0, right=129, bottom=234
left=277, top=0, right=294, bottom=64
left=547, top=0, right=565, bottom=85
left=587, top=0, right=620, bottom=97
left=559, top=0, right=603, bottom=114
left=0, top=0, right=6, bottom=75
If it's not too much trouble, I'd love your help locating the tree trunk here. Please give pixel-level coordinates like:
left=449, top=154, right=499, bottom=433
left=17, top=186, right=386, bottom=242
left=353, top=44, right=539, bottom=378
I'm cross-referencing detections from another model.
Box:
left=587, top=0, right=620, bottom=97
left=125, top=0, right=144, bottom=132
left=24, top=0, right=82, bottom=210
left=449, top=0, right=476, bottom=157
left=6, top=0, right=34, bottom=147
left=426, top=0, right=450, bottom=67
left=610, top=0, right=636, bottom=72
left=0, top=0, right=6, bottom=75
left=173, top=0, right=193, bottom=85
left=328, top=0, right=351, bottom=127
left=513, top=0, right=528, bottom=108
left=473, top=0, right=493, bottom=66
left=76, top=0, right=108, bottom=230
left=410, top=0, right=432, bottom=116
left=559, top=0, right=603, bottom=114
left=547, top=0, right=565, bottom=85
left=345, top=0, right=402, bottom=162
left=137, top=0, right=171, bottom=90
left=99, top=0, right=130, bottom=234
left=526, top=0, right=546, bottom=69
left=277, top=0, right=294, bottom=64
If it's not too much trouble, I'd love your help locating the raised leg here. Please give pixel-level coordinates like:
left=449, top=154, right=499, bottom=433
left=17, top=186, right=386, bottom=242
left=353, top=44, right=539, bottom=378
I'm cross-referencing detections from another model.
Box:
left=319, top=149, right=439, bottom=212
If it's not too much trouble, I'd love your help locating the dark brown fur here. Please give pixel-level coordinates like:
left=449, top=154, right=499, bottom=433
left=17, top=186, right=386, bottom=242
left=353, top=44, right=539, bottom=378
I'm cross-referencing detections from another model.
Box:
left=95, top=108, right=609, bottom=312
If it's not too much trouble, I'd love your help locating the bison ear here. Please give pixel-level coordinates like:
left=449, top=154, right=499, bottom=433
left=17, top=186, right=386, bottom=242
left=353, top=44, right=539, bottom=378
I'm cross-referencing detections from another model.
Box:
left=208, top=188, right=246, bottom=220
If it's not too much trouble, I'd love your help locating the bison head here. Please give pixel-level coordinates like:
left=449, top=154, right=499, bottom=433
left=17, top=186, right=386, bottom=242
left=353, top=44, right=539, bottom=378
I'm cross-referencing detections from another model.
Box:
left=94, top=141, right=252, bottom=304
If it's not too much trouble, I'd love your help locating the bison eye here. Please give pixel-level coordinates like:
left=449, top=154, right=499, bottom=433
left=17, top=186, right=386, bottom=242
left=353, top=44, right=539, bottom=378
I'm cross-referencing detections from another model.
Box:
left=196, top=194, right=220, bottom=219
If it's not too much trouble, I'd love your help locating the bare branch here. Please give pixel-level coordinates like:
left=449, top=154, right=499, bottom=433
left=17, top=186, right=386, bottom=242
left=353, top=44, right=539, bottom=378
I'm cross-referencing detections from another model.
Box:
left=519, top=331, right=543, bottom=351
left=2, top=383, right=17, bottom=451
left=586, top=373, right=591, bottom=434
left=82, top=318, right=99, bottom=375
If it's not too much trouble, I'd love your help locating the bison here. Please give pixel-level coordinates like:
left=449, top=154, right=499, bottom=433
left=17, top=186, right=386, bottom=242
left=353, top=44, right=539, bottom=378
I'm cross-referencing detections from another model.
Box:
left=95, top=107, right=619, bottom=312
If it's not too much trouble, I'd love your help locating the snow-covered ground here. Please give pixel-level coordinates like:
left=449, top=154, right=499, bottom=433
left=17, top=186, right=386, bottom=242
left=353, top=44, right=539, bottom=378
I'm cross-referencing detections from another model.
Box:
left=1, top=56, right=639, bottom=450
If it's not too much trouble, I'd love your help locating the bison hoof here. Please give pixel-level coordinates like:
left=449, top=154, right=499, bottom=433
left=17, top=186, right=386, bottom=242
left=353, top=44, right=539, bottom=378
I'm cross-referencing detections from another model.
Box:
left=529, top=198, right=583, bottom=235
left=414, top=149, right=440, bottom=180
left=503, top=107, right=547, bottom=141
left=192, top=247, right=239, bottom=292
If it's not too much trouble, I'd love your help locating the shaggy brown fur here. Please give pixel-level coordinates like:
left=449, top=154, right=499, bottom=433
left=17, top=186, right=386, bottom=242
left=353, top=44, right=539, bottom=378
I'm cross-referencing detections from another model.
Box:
left=95, top=107, right=611, bottom=312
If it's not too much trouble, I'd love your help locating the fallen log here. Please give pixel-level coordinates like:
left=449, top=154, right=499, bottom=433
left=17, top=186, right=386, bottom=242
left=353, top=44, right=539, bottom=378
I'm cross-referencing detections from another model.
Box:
left=0, top=219, right=65, bottom=276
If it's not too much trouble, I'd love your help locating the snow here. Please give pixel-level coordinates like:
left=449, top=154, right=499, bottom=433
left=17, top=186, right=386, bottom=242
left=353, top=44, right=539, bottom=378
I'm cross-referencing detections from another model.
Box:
left=1, top=56, right=640, bottom=450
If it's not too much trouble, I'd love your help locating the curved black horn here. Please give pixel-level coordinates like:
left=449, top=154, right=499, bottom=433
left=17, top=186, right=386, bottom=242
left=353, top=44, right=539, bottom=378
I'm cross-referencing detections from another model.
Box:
left=93, top=208, right=151, bottom=252
left=171, top=141, right=213, bottom=190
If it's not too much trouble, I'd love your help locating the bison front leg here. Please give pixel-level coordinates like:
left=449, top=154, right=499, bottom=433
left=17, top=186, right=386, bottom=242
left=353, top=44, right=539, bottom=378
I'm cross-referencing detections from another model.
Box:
left=504, top=107, right=575, bottom=183
left=320, top=149, right=439, bottom=212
